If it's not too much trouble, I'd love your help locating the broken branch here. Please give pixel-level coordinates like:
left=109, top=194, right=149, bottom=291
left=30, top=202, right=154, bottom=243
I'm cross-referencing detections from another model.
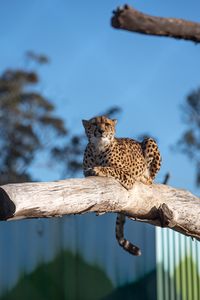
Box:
left=111, top=5, right=200, bottom=43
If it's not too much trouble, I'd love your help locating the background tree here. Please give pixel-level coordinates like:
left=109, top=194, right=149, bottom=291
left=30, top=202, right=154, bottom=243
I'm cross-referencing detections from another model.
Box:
left=0, top=54, right=67, bottom=185
left=0, top=53, right=121, bottom=184
left=177, top=88, right=200, bottom=186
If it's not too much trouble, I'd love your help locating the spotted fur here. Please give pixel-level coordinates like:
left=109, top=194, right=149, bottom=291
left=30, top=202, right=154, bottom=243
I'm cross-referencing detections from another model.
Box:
left=82, top=115, right=161, bottom=255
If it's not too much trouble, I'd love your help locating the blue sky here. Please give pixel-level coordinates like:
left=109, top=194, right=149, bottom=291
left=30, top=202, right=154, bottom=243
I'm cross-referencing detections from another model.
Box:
left=1, top=0, right=200, bottom=194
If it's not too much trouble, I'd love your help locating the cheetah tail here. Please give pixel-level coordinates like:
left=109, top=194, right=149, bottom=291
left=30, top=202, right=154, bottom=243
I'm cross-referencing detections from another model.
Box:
left=115, top=213, right=141, bottom=256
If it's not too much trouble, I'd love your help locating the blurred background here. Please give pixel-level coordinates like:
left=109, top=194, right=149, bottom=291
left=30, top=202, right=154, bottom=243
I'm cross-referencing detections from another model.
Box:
left=0, top=0, right=200, bottom=299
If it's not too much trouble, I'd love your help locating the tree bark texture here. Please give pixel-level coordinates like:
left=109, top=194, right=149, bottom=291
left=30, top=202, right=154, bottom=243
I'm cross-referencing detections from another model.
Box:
left=0, top=177, right=199, bottom=241
left=111, top=5, right=200, bottom=43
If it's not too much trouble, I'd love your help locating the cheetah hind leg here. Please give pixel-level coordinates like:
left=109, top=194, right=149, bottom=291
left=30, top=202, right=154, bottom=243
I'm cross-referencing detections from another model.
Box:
left=142, top=138, right=161, bottom=182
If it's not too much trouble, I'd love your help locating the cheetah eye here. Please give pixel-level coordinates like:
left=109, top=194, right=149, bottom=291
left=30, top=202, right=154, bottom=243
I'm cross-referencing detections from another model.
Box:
left=105, top=122, right=110, bottom=127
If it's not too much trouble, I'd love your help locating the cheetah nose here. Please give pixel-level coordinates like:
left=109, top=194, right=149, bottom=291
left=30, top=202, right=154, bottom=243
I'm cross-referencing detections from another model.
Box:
left=98, top=129, right=104, bottom=134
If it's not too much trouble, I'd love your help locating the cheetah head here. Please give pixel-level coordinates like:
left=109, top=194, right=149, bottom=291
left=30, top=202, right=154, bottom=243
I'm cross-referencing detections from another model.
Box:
left=82, top=115, right=117, bottom=147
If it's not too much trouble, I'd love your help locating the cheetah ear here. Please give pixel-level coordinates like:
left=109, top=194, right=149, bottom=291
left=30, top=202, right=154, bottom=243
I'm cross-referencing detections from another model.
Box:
left=82, top=119, right=90, bottom=128
left=112, top=119, right=117, bottom=126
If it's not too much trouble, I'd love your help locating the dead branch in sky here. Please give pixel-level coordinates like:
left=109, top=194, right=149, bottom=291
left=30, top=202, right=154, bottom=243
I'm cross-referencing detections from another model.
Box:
left=111, top=4, right=200, bottom=43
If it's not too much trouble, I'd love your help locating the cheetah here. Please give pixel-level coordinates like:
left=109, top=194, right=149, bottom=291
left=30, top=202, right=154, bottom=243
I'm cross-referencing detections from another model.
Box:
left=82, top=115, right=161, bottom=256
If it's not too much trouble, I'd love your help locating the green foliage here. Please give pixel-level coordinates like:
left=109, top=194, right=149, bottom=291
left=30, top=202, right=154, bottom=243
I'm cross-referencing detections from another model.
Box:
left=103, top=270, right=156, bottom=300
left=174, top=256, right=200, bottom=300
left=0, top=250, right=158, bottom=300
left=0, top=251, right=113, bottom=300
left=157, top=257, right=200, bottom=300
left=178, top=88, right=200, bottom=186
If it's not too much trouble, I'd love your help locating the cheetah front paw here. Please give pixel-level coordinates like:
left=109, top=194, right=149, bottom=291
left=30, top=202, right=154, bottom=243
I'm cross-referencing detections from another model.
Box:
left=140, top=177, right=153, bottom=185
left=92, top=166, right=108, bottom=177
left=84, top=168, right=95, bottom=177
left=85, top=166, right=108, bottom=177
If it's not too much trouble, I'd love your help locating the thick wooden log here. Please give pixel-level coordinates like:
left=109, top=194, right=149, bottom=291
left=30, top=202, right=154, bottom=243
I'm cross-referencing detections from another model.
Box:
left=0, top=177, right=199, bottom=241
left=111, top=4, right=200, bottom=43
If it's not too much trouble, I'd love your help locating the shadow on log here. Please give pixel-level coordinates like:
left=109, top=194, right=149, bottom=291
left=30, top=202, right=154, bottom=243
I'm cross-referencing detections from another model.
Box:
left=0, top=187, right=16, bottom=220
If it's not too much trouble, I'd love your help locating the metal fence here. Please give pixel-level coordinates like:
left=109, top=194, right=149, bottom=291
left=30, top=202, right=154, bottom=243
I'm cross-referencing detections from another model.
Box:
left=156, top=228, right=200, bottom=300
left=0, top=215, right=156, bottom=299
